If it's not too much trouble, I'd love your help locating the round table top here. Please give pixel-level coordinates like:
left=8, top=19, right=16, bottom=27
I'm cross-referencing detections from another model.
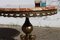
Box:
left=0, top=6, right=57, bottom=11
left=0, top=7, right=57, bottom=17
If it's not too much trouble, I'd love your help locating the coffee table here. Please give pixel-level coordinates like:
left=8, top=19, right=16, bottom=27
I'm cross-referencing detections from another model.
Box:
left=0, top=7, right=57, bottom=40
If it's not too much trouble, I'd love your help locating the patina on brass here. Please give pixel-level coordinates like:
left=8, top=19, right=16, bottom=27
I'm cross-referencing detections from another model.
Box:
left=20, top=17, right=36, bottom=40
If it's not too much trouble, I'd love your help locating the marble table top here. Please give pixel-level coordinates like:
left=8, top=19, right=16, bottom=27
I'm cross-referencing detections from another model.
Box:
left=0, top=6, right=57, bottom=11
left=0, top=7, right=57, bottom=17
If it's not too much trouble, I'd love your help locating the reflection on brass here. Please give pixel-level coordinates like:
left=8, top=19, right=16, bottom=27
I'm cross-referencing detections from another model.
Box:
left=20, top=17, right=36, bottom=40
left=20, top=34, right=36, bottom=40
left=0, top=9, right=57, bottom=17
left=22, top=17, right=33, bottom=34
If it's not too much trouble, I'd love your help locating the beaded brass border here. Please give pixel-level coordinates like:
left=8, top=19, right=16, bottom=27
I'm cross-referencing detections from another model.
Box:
left=0, top=9, right=57, bottom=17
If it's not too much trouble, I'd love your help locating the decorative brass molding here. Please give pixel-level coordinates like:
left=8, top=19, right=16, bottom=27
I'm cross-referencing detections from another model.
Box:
left=0, top=9, right=57, bottom=17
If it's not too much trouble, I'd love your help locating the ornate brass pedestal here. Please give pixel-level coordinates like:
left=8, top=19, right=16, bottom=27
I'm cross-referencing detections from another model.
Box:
left=20, top=17, right=36, bottom=40
left=20, top=9, right=57, bottom=40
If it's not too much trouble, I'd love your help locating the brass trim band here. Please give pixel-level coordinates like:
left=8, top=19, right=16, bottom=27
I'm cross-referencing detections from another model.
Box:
left=0, top=9, right=57, bottom=17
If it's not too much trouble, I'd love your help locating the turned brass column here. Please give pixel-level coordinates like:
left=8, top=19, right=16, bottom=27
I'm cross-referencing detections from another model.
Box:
left=20, top=17, right=36, bottom=40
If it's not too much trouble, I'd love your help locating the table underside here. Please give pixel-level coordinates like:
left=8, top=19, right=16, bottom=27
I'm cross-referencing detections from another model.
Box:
left=0, top=9, right=57, bottom=17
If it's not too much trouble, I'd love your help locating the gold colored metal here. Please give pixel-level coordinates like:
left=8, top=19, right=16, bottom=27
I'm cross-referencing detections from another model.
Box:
left=20, top=17, right=36, bottom=40
left=0, top=9, right=57, bottom=17
left=20, top=34, right=36, bottom=40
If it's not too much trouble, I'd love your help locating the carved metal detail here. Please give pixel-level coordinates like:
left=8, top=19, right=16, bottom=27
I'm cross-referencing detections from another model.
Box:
left=0, top=9, right=57, bottom=17
left=20, top=17, right=36, bottom=40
